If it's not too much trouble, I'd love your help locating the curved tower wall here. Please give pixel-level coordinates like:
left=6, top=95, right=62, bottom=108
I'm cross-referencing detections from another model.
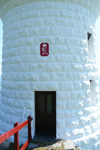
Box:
left=0, top=0, right=100, bottom=149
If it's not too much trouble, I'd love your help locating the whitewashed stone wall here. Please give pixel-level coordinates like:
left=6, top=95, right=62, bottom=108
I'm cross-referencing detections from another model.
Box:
left=0, top=0, right=100, bottom=149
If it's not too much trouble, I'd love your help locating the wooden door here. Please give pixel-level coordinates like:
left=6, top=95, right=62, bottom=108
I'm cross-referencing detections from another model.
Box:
left=35, top=91, right=56, bottom=135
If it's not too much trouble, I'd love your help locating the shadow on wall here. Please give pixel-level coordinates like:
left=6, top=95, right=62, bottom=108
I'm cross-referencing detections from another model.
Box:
left=96, top=17, right=100, bottom=74
left=0, top=19, right=3, bottom=92
left=0, top=77, right=1, bottom=103
left=98, top=77, right=100, bottom=93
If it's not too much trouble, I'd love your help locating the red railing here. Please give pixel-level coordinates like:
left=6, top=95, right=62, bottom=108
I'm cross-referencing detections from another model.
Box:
left=0, top=115, right=33, bottom=150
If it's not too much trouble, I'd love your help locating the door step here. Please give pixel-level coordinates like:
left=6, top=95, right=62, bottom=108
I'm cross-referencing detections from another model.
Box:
left=30, top=139, right=81, bottom=150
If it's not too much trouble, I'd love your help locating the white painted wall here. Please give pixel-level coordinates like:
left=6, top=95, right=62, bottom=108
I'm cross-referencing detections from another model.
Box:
left=0, top=0, right=100, bottom=149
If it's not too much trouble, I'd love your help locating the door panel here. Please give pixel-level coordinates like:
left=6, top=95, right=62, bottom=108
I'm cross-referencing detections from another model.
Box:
left=47, top=94, right=52, bottom=114
left=35, top=91, right=56, bottom=134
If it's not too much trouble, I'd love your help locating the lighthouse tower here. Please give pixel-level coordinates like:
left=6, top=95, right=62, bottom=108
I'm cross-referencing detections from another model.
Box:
left=0, top=0, right=100, bottom=149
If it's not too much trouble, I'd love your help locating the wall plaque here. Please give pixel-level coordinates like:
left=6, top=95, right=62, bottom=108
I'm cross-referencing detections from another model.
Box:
left=40, top=43, right=49, bottom=56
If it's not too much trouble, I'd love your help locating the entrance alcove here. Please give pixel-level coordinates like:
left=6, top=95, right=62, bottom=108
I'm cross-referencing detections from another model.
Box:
left=35, top=91, right=56, bottom=139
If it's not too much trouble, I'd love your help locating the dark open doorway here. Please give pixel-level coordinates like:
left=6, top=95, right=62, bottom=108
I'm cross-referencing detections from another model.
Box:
left=35, top=91, right=56, bottom=138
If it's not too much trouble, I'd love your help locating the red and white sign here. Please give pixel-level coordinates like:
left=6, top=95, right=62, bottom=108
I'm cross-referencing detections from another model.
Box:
left=40, top=43, right=49, bottom=56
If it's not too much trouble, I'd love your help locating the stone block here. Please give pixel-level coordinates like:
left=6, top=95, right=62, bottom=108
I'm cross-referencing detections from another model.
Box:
left=91, top=123, right=98, bottom=133
left=60, top=10, right=73, bottom=18
left=57, top=100, right=66, bottom=110
left=57, top=129, right=71, bottom=139
left=81, top=81, right=90, bottom=89
left=71, top=90, right=85, bottom=99
left=67, top=72, right=78, bottom=80
left=50, top=45, right=67, bottom=54
left=63, top=140, right=75, bottom=150
left=80, top=138, right=90, bottom=147
left=66, top=118, right=79, bottom=128
left=59, top=81, right=73, bottom=90
left=56, top=18, right=68, bottom=27
left=72, top=128, right=85, bottom=138
left=51, top=27, right=73, bottom=36
left=91, top=112, right=99, bottom=122
left=34, top=18, right=45, bottom=26
left=57, top=109, right=76, bottom=119
left=67, top=100, right=83, bottom=109
left=72, top=64, right=83, bottom=72
left=73, top=81, right=82, bottom=90
left=39, top=27, right=50, bottom=36
left=57, top=119, right=66, bottom=129
left=57, top=91, right=71, bottom=101
left=84, top=125, right=91, bottom=135
left=80, top=116, right=91, bottom=125
left=84, top=64, right=93, bottom=72
left=49, top=9, right=60, bottom=17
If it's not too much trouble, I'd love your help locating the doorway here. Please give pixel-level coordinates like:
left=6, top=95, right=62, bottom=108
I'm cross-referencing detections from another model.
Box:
left=35, top=91, right=56, bottom=137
